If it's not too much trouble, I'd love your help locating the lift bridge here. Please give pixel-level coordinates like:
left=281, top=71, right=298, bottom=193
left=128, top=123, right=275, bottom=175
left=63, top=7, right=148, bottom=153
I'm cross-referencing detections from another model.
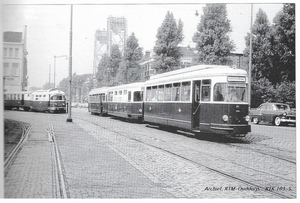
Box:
left=93, top=16, right=128, bottom=75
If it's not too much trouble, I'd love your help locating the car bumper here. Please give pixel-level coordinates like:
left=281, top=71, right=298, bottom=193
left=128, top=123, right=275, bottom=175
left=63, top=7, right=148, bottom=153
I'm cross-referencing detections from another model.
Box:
left=280, top=118, right=296, bottom=123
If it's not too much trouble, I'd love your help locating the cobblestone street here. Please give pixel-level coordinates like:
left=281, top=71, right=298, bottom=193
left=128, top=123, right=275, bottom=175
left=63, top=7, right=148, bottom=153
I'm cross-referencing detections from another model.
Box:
left=4, top=109, right=296, bottom=198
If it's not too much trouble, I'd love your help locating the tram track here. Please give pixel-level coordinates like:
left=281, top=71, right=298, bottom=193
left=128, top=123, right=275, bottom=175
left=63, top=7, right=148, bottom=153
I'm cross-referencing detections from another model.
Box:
left=48, top=115, right=68, bottom=198
left=4, top=118, right=35, bottom=173
left=74, top=115, right=296, bottom=198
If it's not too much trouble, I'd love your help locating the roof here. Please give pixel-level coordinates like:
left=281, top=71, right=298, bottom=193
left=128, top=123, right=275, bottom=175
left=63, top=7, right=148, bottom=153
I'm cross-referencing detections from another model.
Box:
left=3, top=32, right=23, bottom=43
left=145, top=65, right=248, bottom=86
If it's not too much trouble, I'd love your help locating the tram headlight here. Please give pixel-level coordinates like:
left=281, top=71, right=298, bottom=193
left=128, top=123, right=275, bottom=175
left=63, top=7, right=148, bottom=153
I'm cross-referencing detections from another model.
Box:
left=245, top=115, right=251, bottom=122
left=139, top=108, right=142, bottom=113
left=222, top=115, right=229, bottom=122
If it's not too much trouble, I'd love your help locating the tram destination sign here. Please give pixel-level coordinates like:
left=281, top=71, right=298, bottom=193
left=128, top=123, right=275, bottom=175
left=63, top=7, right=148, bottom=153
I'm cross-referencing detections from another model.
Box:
left=227, top=76, right=246, bottom=82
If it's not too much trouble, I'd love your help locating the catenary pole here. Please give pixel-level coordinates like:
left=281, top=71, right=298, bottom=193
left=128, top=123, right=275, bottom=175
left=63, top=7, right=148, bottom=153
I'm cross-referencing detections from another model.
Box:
left=249, top=4, right=253, bottom=109
left=66, top=4, right=73, bottom=122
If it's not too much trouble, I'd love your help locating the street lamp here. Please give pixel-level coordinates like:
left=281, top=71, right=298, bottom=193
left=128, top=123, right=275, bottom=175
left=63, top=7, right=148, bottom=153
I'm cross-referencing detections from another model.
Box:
left=54, top=55, right=68, bottom=88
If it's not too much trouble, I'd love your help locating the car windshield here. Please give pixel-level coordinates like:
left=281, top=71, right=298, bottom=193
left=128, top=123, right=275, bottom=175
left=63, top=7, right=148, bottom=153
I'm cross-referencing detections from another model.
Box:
left=214, top=83, right=248, bottom=103
left=276, top=104, right=290, bottom=111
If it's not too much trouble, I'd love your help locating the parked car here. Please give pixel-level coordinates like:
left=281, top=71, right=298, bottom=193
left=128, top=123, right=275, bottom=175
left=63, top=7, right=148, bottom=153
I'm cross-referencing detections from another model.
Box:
left=249, top=102, right=296, bottom=126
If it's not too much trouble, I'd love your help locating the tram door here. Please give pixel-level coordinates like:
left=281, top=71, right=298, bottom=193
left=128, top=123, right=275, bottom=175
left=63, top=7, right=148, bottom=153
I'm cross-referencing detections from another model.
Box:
left=21, top=94, right=24, bottom=105
left=192, top=80, right=201, bottom=129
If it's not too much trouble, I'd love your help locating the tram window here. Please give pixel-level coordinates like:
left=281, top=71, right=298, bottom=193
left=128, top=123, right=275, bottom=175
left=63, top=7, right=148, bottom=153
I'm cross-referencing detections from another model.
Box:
left=133, top=91, right=143, bottom=102
left=151, top=86, right=158, bottom=101
left=194, top=83, right=200, bottom=102
left=108, top=92, right=113, bottom=101
left=146, top=87, right=151, bottom=101
left=17, top=94, right=20, bottom=100
left=124, top=90, right=127, bottom=95
left=181, top=82, right=190, bottom=101
left=172, top=83, right=181, bottom=101
left=119, top=90, right=122, bottom=95
left=158, top=85, right=164, bottom=101
left=201, top=86, right=210, bottom=101
left=128, top=91, right=132, bottom=102
left=43, top=95, right=46, bottom=97
left=213, top=84, right=225, bottom=101
left=164, top=84, right=172, bottom=101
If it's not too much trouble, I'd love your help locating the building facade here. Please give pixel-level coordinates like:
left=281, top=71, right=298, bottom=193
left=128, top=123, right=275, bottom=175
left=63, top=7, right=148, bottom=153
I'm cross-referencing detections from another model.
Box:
left=3, top=29, right=28, bottom=92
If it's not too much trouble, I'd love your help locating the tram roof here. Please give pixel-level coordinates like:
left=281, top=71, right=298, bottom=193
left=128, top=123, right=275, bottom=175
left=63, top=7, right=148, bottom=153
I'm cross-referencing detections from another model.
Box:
left=32, top=88, right=65, bottom=95
left=146, top=65, right=248, bottom=85
left=107, top=82, right=145, bottom=91
left=89, top=87, right=109, bottom=95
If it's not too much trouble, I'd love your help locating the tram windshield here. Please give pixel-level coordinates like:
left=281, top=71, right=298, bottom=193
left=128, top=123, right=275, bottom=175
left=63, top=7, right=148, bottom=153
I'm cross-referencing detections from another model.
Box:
left=213, top=83, right=248, bottom=103
left=50, top=95, right=65, bottom=100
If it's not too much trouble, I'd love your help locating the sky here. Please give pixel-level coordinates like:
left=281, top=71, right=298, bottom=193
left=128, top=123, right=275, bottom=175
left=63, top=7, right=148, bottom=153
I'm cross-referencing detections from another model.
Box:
left=1, top=0, right=285, bottom=88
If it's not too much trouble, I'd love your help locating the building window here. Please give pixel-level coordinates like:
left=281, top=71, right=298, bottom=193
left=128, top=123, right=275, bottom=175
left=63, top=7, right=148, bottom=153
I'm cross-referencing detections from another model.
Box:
left=3, top=48, right=8, bottom=57
left=3, top=63, right=10, bottom=76
left=9, top=48, right=13, bottom=57
left=12, top=63, right=19, bottom=76
left=14, top=48, right=19, bottom=58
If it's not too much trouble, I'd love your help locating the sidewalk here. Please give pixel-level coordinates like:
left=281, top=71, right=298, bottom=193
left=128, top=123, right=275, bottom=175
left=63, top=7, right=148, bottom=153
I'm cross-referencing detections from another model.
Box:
left=4, top=114, right=54, bottom=198
left=4, top=113, right=174, bottom=198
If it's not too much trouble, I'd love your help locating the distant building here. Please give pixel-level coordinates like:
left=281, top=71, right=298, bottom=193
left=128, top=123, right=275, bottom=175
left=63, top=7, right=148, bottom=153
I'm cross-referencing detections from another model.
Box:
left=3, top=26, right=28, bottom=92
left=230, top=52, right=248, bottom=71
left=138, top=47, right=248, bottom=81
left=139, top=47, right=196, bottom=80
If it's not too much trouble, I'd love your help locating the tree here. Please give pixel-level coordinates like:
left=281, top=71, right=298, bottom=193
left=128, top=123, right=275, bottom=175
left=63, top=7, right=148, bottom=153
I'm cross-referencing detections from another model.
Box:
left=119, top=33, right=143, bottom=83
left=251, top=77, right=276, bottom=108
left=96, top=45, right=123, bottom=87
left=153, top=11, right=184, bottom=73
left=96, top=54, right=110, bottom=87
left=193, top=4, right=235, bottom=65
left=268, top=3, right=295, bottom=83
left=244, top=8, right=272, bottom=81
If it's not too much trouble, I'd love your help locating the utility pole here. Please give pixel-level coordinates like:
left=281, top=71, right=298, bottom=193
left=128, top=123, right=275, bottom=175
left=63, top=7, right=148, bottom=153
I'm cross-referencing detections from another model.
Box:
left=249, top=4, right=253, bottom=109
left=66, top=4, right=73, bottom=122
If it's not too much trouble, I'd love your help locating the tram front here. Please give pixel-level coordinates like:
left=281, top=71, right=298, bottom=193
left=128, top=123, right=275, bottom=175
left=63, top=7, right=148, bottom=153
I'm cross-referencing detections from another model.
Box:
left=198, top=76, right=251, bottom=137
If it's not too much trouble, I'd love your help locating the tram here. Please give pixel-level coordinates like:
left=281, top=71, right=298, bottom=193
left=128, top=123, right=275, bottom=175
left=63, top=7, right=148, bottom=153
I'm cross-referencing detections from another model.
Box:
left=4, top=88, right=67, bottom=113
left=144, top=65, right=251, bottom=136
left=88, top=65, right=251, bottom=137
left=89, top=82, right=144, bottom=120
left=88, top=87, right=109, bottom=115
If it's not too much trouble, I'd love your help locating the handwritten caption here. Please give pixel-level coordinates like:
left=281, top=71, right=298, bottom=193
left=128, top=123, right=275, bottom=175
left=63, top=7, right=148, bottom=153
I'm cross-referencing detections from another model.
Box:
left=203, top=186, right=292, bottom=192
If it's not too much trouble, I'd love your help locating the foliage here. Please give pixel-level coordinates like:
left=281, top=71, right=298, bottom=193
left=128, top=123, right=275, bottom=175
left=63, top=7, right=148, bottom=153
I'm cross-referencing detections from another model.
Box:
left=268, top=3, right=295, bottom=83
left=57, top=73, right=93, bottom=102
left=244, top=4, right=295, bottom=108
left=153, top=11, right=184, bottom=73
left=274, top=81, right=295, bottom=108
left=121, top=33, right=143, bottom=83
left=96, top=45, right=123, bottom=86
left=251, top=78, right=295, bottom=108
left=251, top=77, right=276, bottom=108
left=192, top=4, right=235, bottom=65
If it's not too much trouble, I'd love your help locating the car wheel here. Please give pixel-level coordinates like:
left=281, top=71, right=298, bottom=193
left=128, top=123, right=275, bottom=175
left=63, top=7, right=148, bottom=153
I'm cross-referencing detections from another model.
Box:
left=274, top=116, right=281, bottom=126
left=253, top=117, right=259, bottom=124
